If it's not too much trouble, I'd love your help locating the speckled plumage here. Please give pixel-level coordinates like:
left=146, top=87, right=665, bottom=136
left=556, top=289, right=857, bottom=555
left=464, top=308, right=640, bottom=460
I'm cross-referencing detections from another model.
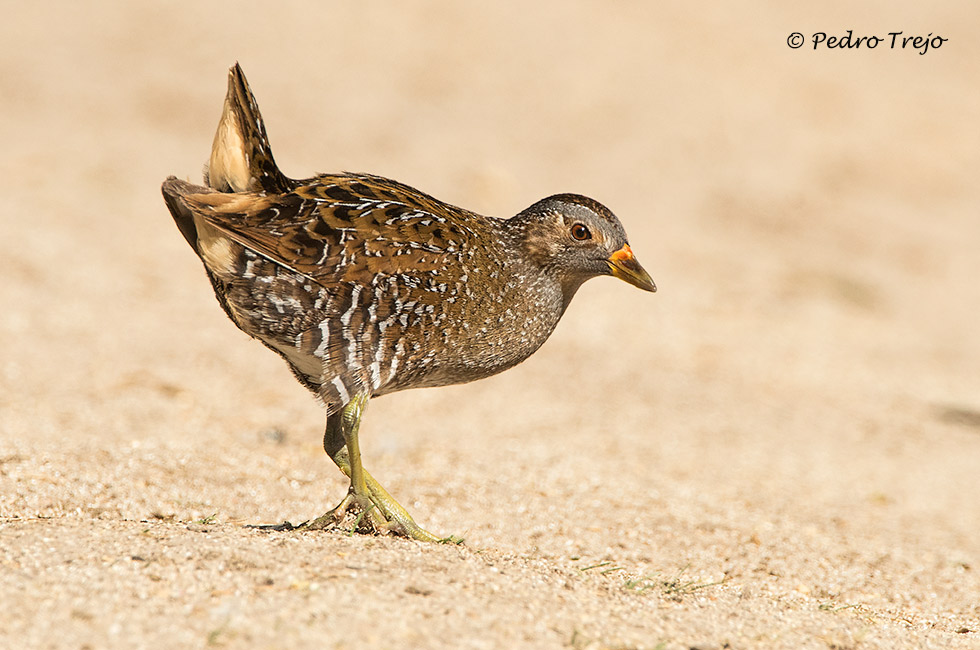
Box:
left=162, top=64, right=655, bottom=540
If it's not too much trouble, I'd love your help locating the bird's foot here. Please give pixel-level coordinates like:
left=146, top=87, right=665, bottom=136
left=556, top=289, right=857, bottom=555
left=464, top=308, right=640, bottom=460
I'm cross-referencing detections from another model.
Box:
left=299, top=491, right=386, bottom=534
left=299, top=488, right=460, bottom=544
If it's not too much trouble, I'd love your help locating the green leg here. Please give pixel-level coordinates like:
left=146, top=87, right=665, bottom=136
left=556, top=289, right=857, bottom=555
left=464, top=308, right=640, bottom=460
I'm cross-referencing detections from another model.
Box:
left=302, top=394, right=446, bottom=542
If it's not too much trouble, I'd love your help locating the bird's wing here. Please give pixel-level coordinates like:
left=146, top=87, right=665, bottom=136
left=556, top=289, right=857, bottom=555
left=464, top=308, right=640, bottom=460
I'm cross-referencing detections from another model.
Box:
left=182, top=173, right=483, bottom=286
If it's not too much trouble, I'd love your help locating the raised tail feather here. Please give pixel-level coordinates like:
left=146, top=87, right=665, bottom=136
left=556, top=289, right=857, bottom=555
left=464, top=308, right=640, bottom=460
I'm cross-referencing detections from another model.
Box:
left=162, top=63, right=292, bottom=252
left=206, top=62, right=291, bottom=194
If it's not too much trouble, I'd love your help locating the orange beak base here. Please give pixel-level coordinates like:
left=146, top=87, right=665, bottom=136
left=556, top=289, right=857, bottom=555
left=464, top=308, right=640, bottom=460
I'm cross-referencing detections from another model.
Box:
left=607, top=244, right=656, bottom=292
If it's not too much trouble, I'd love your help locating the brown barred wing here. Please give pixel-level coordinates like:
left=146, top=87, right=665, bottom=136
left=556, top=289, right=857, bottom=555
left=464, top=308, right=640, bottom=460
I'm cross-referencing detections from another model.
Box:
left=184, top=173, right=481, bottom=287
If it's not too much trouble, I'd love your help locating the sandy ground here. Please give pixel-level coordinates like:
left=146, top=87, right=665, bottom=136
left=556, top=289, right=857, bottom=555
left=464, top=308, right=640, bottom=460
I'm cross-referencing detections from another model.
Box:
left=2, top=2, right=979, bottom=649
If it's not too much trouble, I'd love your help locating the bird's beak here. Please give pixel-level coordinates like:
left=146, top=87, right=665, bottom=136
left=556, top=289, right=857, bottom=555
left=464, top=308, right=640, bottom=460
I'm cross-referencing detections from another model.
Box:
left=607, top=244, right=656, bottom=292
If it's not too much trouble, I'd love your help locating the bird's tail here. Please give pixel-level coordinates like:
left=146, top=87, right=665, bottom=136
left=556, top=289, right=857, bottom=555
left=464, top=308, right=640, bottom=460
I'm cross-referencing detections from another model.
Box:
left=205, top=62, right=291, bottom=194
left=162, top=177, right=211, bottom=253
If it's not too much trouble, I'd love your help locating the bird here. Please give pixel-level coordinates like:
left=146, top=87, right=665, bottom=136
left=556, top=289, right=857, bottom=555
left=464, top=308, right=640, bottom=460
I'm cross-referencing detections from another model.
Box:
left=162, top=63, right=656, bottom=542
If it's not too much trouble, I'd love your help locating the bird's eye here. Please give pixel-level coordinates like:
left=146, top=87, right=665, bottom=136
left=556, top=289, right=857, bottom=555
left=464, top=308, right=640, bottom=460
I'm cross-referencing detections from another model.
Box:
left=570, top=223, right=591, bottom=241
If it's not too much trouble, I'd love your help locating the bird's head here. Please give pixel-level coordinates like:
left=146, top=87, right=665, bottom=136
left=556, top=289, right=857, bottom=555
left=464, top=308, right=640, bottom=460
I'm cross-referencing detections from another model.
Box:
left=513, top=194, right=656, bottom=304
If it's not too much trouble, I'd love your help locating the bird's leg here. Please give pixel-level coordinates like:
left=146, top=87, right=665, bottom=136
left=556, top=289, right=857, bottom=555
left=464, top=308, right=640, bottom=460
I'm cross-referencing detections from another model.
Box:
left=303, top=394, right=385, bottom=532
left=338, top=392, right=372, bottom=509
left=302, top=394, right=444, bottom=542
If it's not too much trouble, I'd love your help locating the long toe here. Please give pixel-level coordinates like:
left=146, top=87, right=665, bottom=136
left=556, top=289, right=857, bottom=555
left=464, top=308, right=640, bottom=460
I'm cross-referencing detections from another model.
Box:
left=362, top=481, right=457, bottom=543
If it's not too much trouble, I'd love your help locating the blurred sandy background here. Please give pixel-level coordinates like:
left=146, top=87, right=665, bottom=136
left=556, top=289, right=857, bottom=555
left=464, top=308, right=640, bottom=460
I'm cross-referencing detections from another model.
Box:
left=1, top=2, right=978, bottom=649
